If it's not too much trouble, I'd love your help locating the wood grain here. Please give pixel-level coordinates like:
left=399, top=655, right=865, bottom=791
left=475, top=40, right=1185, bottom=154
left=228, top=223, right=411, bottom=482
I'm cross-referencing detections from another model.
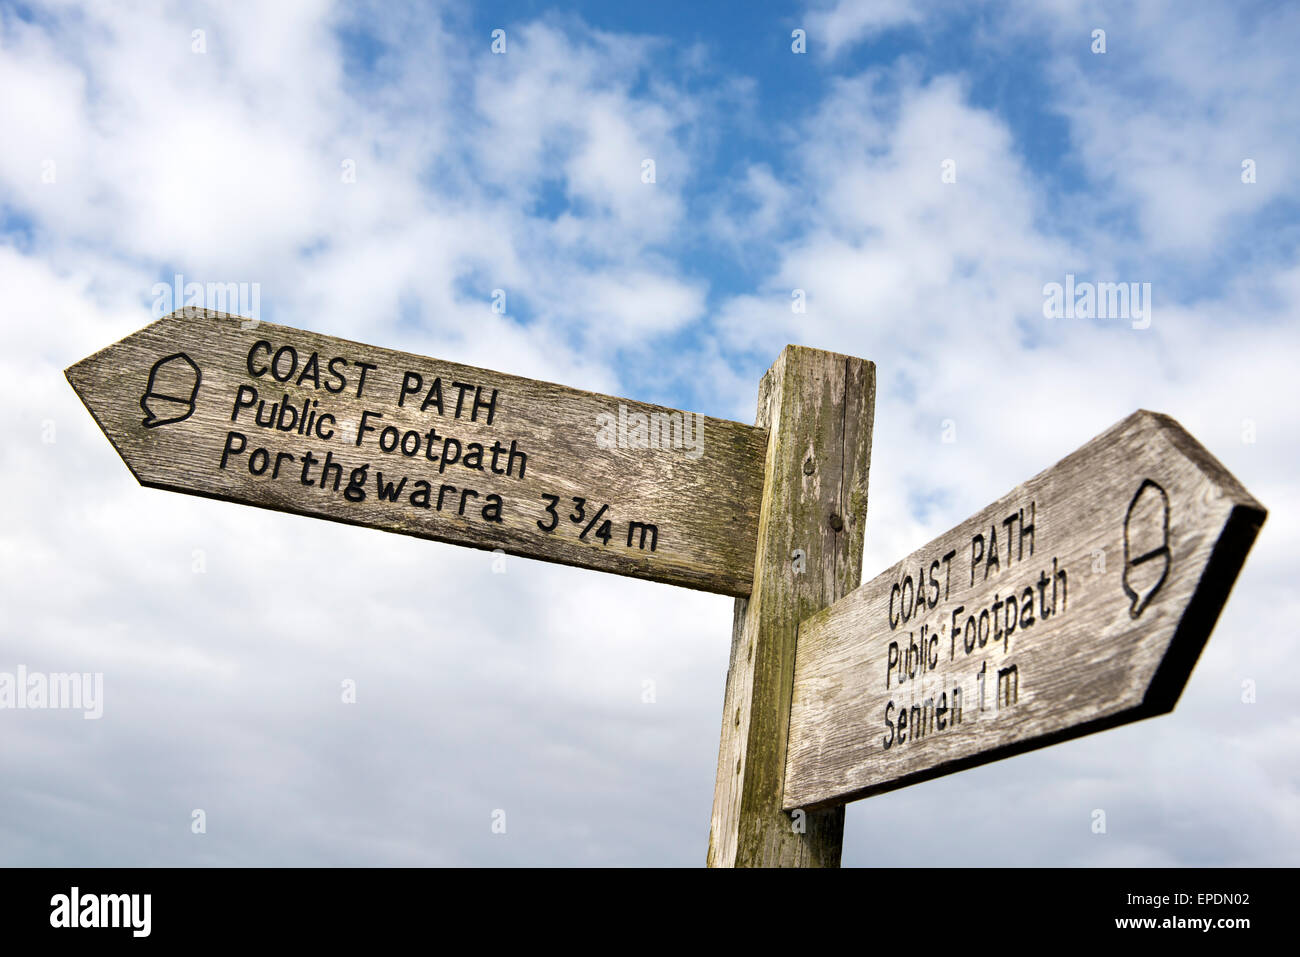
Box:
left=784, top=410, right=1266, bottom=811
left=707, top=346, right=875, bottom=866
left=66, top=308, right=768, bottom=596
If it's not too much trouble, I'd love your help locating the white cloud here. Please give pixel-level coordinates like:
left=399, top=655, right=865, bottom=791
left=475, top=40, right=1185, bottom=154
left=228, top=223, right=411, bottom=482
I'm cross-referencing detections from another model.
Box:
left=0, top=1, right=732, bottom=866
left=805, top=0, right=927, bottom=59
left=1, top=0, right=1296, bottom=866
left=711, top=11, right=1300, bottom=865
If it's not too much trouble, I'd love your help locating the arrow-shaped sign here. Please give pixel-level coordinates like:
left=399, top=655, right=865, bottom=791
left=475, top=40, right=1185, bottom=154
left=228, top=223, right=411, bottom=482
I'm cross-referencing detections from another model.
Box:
left=783, top=410, right=1265, bottom=810
left=66, top=309, right=768, bottom=596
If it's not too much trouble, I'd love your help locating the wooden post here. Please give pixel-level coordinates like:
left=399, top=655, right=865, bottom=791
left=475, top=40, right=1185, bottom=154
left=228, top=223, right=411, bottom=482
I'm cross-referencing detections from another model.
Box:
left=707, top=346, right=875, bottom=867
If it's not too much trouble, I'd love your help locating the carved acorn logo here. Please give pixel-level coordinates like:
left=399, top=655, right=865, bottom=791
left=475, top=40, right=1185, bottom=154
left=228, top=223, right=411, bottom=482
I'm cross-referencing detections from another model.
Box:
left=140, top=352, right=201, bottom=428
left=1122, top=479, right=1171, bottom=619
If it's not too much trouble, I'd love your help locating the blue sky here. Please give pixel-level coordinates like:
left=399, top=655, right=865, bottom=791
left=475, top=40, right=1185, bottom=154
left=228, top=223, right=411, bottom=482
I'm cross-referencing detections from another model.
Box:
left=1, top=0, right=1297, bottom=866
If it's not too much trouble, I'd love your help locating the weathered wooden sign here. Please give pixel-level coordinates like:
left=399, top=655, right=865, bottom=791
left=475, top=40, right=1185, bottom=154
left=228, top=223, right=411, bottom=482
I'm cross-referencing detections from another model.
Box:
left=66, top=308, right=767, bottom=595
left=66, top=310, right=1267, bottom=868
left=783, top=410, right=1266, bottom=811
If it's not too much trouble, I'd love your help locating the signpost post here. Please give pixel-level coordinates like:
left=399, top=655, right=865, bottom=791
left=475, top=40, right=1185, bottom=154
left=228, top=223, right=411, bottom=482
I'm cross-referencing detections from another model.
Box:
left=707, top=346, right=875, bottom=867
left=67, top=308, right=1265, bottom=868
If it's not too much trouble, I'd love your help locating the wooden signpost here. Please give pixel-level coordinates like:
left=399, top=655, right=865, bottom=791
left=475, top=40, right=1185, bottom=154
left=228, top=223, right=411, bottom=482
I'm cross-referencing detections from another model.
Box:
left=783, top=410, right=1266, bottom=811
left=66, top=309, right=767, bottom=596
left=68, top=308, right=1266, bottom=868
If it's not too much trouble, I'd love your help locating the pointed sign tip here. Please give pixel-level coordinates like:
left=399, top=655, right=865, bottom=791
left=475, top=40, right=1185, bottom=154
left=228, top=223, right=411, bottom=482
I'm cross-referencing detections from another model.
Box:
left=1144, top=410, right=1267, bottom=517
left=63, top=358, right=90, bottom=402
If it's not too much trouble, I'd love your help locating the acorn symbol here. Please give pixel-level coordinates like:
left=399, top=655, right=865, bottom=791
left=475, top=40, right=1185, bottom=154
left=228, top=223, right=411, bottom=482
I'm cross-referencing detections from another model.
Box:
left=140, top=352, right=201, bottom=428
left=1122, top=479, right=1171, bottom=619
